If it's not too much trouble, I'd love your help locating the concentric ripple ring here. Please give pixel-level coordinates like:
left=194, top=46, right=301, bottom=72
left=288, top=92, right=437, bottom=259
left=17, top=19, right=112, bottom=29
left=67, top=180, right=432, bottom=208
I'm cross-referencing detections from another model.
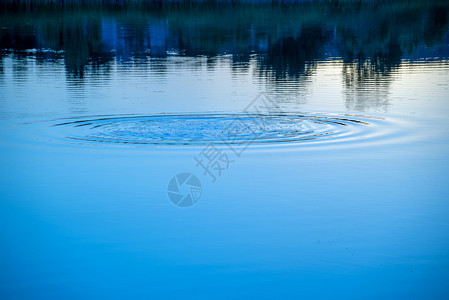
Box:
left=49, top=113, right=378, bottom=147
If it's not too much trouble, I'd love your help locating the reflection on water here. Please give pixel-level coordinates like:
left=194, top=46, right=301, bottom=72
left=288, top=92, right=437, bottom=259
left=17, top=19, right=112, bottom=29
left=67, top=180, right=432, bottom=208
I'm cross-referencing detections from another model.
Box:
left=2, top=2, right=449, bottom=299
left=1, top=1, right=448, bottom=115
left=1, top=2, right=448, bottom=79
left=343, top=62, right=392, bottom=112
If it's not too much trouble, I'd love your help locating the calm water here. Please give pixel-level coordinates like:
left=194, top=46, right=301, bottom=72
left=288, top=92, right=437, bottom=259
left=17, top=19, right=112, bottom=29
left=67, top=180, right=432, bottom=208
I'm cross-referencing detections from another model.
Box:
left=1, top=1, right=449, bottom=298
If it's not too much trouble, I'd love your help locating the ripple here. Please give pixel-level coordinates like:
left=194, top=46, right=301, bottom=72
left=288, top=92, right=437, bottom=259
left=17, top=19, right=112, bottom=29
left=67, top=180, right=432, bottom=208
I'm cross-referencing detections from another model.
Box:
left=49, top=113, right=380, bottom=147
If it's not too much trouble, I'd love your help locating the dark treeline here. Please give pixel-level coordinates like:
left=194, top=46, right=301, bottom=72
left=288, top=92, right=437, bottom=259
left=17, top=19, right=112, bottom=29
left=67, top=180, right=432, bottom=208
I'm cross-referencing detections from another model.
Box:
left=1, top=0, right=448, bottom=79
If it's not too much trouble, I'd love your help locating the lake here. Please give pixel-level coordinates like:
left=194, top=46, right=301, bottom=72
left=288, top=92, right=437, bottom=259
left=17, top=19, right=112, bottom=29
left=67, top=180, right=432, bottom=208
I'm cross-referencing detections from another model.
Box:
left=1, top=1, right=449, bottom=298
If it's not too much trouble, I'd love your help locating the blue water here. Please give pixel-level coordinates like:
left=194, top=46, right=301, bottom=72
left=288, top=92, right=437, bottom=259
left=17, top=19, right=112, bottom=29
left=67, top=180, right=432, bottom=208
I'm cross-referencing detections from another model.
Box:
left=1, top=2, right=449, bottom=299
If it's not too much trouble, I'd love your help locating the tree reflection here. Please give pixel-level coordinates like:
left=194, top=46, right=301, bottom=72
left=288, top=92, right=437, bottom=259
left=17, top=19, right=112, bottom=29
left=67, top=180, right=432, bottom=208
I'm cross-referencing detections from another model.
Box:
left=257, top=26, right=331, bottom=79
left=0, top=0, right=448, bottom=111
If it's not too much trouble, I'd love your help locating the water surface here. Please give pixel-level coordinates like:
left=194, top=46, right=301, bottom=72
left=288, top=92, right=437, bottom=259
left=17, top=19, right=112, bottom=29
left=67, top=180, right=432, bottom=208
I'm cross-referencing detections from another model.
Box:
left=1, top=1, right=449, bottom=299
